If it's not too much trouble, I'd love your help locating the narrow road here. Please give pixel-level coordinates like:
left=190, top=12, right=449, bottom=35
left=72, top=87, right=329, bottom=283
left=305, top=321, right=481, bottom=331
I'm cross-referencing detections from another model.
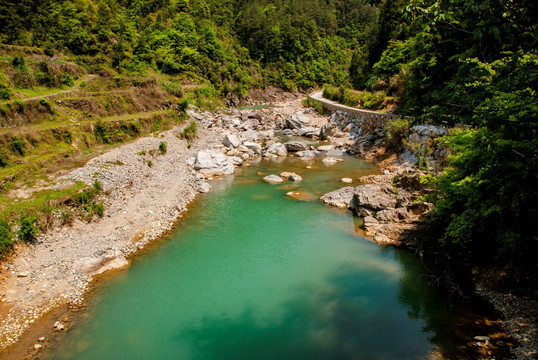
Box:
left=309, top=90, right=400, bottom=118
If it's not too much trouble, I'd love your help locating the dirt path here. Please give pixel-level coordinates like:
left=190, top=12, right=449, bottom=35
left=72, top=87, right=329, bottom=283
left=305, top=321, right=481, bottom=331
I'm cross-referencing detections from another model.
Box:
left=0, top=74, right=96, bottom=105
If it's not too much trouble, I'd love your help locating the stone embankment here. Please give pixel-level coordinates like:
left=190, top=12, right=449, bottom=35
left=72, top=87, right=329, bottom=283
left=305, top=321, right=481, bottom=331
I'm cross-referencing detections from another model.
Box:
left=314, top=94, right=537, bottom=360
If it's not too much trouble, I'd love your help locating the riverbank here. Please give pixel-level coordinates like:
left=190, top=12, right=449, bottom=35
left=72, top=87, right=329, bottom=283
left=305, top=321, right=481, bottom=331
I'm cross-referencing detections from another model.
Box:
left=0, top=95, right=535, bottom=359
left=0, top=96, right=328, bottom=354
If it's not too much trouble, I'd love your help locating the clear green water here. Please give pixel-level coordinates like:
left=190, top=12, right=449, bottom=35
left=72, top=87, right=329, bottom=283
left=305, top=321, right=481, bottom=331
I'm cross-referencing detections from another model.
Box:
left=50, top=156, right=457, bottom=360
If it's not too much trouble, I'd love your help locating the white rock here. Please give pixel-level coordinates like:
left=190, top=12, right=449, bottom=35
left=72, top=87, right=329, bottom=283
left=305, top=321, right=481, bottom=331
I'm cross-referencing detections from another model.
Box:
left=243, top=141, right=262, bottom=155
left=263, top=174, right=284, bottom=184
left=222, top=134, right=242, bottom=148
left=266, top=143, right=288, bottom=157
left=341, top=178, right=353, bottom=184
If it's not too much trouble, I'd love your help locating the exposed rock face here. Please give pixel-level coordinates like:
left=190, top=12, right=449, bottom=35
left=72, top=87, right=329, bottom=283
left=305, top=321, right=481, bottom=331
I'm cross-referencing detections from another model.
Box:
left=193, top=150, right=235, bottom=176
left=222, top=134, right=242, bottom=148
left=265, top=143, right=288, bottom=157
left=320, top=187, right=355, bottom=209
left=284, top=141, right=309, bottom=152
left=376, top=208, right=411, bottom=223
left=74, top=251, right=129, bottom=276
left=353, top=183, right=397, bottom=211
left=285, top=114, right=308, bottom=129
left=263, top=174, right=284, bottom=183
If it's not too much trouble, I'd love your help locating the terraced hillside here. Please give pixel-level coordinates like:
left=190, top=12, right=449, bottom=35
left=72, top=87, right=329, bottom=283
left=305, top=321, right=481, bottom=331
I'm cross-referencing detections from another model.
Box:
left=0, top=48, right=203, bottom=257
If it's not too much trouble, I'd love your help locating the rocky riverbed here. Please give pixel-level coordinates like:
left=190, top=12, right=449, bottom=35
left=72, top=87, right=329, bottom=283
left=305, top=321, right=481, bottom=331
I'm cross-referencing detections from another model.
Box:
left=0, top=98, right=330, bottom=353
left=0, top=97, right=536, bottom=359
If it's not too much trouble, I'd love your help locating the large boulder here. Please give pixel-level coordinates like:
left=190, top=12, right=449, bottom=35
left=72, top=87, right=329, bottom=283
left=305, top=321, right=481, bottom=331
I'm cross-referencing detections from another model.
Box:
left=281, top=172, right=303, bottom=182
left=266, top=143, right=288, bottom=157
left=353, top=183, right=397, bottom=211
left=241, top=117, right=260, bottom=130
left=319, top=122, right=338, bottom=140
left=263, top=174, right=284, bottom=183
left=285, top=114, right=309, bottom=130
left=193, top=150, right=236, bottom=176
left=74, top=250, right=128, bottom=276
left=325, top=149, right=344, bottom=157
left=297, top=150, right=315, bottom=161
left=222, top=134, right=242, bottom=148
left=242, top=130, right=260, bottom=142
left=284, top=141, right=309, bottom=152
left=296, top=127, right=318, bottom=138
left=320, top=187, right=355, bottom=209
left=243, top=141, right=262, bottom=155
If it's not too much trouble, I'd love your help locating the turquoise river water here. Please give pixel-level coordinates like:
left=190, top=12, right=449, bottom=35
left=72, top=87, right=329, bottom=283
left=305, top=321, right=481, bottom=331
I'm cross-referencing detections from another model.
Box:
left=45, top=155, right=469, bottom=360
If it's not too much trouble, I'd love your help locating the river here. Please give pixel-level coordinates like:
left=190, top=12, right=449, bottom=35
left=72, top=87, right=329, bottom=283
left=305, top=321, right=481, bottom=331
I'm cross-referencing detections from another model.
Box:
left=44, top=154, right=472, bottom=359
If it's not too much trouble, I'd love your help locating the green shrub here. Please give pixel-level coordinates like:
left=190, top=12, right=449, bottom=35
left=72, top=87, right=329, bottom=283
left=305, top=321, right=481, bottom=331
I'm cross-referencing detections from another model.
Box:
left=12, top=55, right=25, bottom=70
left=10, top=136, right=26, bottom=156
left=0, top=220, right=14, bottom=256
left=360, top=91, right=386, bottom=110
left=0, top=88, right=11, bottom=100
left=75, top=181, right=102, bottom=205
left=178, top=99, right=189, bottom=112
left=384, top=118, right=409, bottom=151
left=18, top=215, right=38, bottom=243
left=0, top=151, right=8, bottom=167
left=60, top=209, right=74, bottom=226
left=162, top=80, right=184, bottom=97
left=159, top=141, right=167, bottom=154
left=94, top=202, right=105, bottom=217
left=179, top=121, right=198, bottom=143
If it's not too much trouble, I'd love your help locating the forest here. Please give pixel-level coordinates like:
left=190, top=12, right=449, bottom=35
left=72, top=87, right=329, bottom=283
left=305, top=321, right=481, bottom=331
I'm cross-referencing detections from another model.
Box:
left=0, top=0, right=536, bottom=275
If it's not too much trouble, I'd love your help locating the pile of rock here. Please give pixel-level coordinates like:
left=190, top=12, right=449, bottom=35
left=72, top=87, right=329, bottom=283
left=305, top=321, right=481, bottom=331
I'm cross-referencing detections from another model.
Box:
left=320, top=172, right=433, bottom=246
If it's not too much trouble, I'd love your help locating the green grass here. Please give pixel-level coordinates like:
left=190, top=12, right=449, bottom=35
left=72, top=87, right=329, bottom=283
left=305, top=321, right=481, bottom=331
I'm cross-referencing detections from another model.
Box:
left=15, top=85, right=66, bottom=98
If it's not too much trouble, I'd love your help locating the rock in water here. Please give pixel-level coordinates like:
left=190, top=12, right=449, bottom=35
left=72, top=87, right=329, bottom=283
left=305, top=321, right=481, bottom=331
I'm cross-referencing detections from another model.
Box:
left=288, top=173, right=303, bottom=182
left=281, top=172, right=303, bottom=181
left=266, top=143, right=288, bottom=157
left=320, top=187, right=355, bottom=209
left=263, top=174, right=284, bottom=183
left=317, top=145, right=335, bottom=152
left=353, top=184, right=397, bottom=211
left=284, top=141, right=308, bottom=152
left=296, top=127, right=318, bottom=137
left=322, top=157, right=342, bottom=165
left=341, top=178, right=353, bottom=184
left=193, top=150, right=235, bottom=176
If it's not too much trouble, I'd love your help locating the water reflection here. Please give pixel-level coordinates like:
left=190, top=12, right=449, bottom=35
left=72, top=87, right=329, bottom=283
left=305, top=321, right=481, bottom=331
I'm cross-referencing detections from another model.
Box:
left=177, top=259, right=434, bottom=360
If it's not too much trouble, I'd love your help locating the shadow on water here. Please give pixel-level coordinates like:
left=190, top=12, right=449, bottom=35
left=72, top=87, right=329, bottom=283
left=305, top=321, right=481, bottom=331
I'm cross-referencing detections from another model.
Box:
left=175, top=262, right=434, bottom=360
